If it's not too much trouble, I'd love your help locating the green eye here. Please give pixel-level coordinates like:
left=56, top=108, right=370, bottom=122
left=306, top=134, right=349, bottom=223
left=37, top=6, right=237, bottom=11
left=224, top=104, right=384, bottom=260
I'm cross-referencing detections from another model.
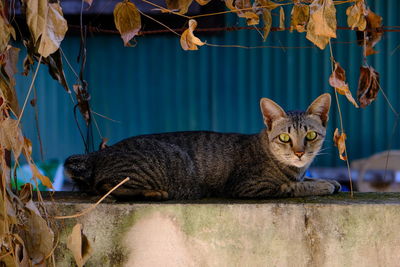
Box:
left=306, top=131, right=317, bottom=141
left=279, top=133, right=290, bottom=143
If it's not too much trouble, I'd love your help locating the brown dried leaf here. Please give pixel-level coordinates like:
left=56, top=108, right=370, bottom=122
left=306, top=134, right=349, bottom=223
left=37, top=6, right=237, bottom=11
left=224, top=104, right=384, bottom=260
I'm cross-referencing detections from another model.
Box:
left=23, top=39, right=70, bottom=92
left=166, top=0, right=193, bottom=14
left=73, top=84, right=91, bottom=124
left=23, top=137, right=33, bottom=157
left=262, top=9, right=272, bottom=40
left=22, top=137, right=54, bottom=189
left=258, top=0, right=279, bottom=10
left=25, top=0, right=68, bottom=57
left=290, top=3, right=309, bottom=33
left=99, top=137, right=109, bottom=150
left=67, top=224, right=93, bottom=267
left=333, top=128, right=347, bottom=161
left=0, top=46, right=20, bottom=115
left=278, top=7, right=285, bottom=31
left=29, top=162, right=54, bottom=189
left=0, top=118, right=24, bottom=160
left=45, top=50, right=70, bottom=92
left=114, top=0, right=141, bottom=46
left=194, top=0, right=211, bottom=5
left=254, top=0, right=279, bottom=40
left=226, top=0, right=259, bottom=26
left=306, top=0, right=337, bottom=50
left=12, top=234, right=30, bottom=266
left=357, top=66, right=380, bottom=108
left=180, top=19, right=205, bottom=51
left=328, top=62, right=359, bottom=108
left=20, top=207, right=54, bottom=264
left=346, top=1, right=367, bottom=31
left=0, top=2, right=16, bottom=53
left=363, top=8, right=383, bottom=56
left=19, top=183, right=34, bottom=203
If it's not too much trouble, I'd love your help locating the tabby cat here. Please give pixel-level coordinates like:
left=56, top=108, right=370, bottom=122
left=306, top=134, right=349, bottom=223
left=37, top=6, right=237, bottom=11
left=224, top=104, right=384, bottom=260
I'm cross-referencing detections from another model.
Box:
left=64, top=93, right=340, bottom=200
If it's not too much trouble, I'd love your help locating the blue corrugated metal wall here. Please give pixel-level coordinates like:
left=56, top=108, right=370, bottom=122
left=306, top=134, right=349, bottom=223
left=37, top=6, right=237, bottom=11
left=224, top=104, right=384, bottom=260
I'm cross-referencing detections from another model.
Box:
left=15, top=2, right=400, bottom=167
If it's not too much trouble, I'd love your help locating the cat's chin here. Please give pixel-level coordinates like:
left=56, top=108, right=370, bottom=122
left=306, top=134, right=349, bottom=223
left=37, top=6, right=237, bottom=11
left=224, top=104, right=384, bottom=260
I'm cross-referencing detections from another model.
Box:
left=287, top=159, right=309, bottom=168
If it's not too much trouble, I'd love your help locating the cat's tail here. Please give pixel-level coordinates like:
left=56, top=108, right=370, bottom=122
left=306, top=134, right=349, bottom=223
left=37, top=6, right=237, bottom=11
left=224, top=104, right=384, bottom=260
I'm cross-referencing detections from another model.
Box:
left=64, top=154, right=93, bottom=190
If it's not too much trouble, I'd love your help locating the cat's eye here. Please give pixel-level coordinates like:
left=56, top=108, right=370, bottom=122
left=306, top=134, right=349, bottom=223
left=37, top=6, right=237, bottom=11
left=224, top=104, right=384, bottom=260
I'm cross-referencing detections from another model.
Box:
left=278, top=133, right=290, bottom=143
left=306, top=131, right=317, bottom=141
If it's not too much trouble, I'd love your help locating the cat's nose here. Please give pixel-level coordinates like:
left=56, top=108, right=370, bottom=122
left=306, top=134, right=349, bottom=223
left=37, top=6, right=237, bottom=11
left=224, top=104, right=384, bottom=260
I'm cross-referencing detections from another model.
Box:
left=294, top=151, right=305, bottom=158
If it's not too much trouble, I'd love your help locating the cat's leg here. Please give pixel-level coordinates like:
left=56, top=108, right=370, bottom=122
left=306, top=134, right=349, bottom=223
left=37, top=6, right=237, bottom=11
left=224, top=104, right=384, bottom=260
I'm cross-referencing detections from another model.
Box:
left=303, top=177, right=341, bottom=193
left=229, top=177, right=340, bottom=199
left=279, top=179, right=340, bottom=197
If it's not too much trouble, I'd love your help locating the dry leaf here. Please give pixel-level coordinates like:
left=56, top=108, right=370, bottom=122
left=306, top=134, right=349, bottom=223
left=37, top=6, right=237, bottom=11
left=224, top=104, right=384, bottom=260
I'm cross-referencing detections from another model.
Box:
left=0, top=2, right=16, bottom=53
left=67, top=224, right=93, bottom=267
left=180, top=19, right=205, bottom=51
left=0, top=46, right=20, bottom=115
left=114, top=0, right=141, bottom=47
left=19, top=183, right=34, bottom=204
left=73, top=84, right=91, bottom=124
left=22, top=137, right=54, bottom=189
left=166, top=0, right=193, bottom=14
left=256, top=0, right=279, bottom=9
left=99, top=137, right=109, bottom=150
left=357, top=66, right=380, bottom=108
left=23, top=137, right=33, bottom=157
left=194, top=0, right=211, bottom=5
left=328, top=62, right=359, bottom=108
left=11, top=234, right=30, bottom=266
left=262, top=9, right=272, bottom=40
left=333, top=128, right=347, bottom=161
left=363, top=8, right=383, bottom=56
left=0, top=118, right=24, bottom=160
left=254, top=0, right=279, bottom=40
left=306, top=0, right=337, bottom=49
left=20, top=208, right=54, bottom=264
left=225, top=0, right=259, bottom=26
left=290, top=3, right=309, bottom=32
left=346, top=0, right=367, bottom=31
left=23, top=39, right=70, bottom=92
left=25, top=0, right=68, bottom=57
left=278, top=7, right=285, bottom=31
left=29, top=162, right=54, bottom=189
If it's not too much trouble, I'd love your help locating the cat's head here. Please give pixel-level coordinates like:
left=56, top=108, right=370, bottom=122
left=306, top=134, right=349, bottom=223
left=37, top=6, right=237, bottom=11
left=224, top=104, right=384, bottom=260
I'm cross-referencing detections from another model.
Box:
left=260, top=93, right=331, bottom=168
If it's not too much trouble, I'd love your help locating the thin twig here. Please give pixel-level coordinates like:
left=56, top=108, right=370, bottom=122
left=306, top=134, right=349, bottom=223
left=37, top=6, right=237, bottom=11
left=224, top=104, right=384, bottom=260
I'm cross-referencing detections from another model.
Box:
left=329, top=41, right=354, bottom=197
left=139, top=0, right=190, bottom=19
left=205, top=43, right=315, bottom=49
left=33, top=85, right=44, bottom=161
left=59, top=48, right=80, bottom=81
left=379, top=84, right=399, bottom=118
left=138, top=9, right=181, bottom=37
left=91, top=111, right=103, bottom=139
left=91, top=110, right=121, bottom=123
left=377, top=84, right=400, bottom=181
left=17, top=55, right=43, bottom=126
left=54, top=177, right=130, bottom=219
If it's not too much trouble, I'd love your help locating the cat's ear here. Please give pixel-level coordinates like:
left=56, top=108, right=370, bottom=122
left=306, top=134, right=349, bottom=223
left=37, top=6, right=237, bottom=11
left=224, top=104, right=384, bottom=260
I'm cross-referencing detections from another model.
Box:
left=306, top=93, right=331, bottom=127
left=260, top=98, right=287, bottom=129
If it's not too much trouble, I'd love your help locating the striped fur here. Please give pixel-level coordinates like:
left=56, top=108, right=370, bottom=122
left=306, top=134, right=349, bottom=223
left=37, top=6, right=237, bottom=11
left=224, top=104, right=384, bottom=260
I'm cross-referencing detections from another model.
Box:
left=64, top=94, right=340, bottom=200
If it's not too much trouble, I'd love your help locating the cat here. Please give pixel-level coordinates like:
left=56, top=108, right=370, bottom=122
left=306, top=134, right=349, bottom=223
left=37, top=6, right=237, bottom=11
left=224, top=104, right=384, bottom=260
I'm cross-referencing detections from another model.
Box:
left=64, top=93, right=340, bottom=200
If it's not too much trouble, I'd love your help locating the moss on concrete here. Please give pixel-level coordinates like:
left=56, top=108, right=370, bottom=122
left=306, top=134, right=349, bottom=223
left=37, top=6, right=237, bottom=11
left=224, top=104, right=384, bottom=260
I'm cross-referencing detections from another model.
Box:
left=45, top=193, right=400, bottom=266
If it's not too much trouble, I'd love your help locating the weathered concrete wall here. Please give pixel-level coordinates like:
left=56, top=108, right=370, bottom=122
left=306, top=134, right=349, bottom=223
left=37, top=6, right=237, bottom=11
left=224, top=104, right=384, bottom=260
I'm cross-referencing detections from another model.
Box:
left=49, top=193, right=400, bottom=267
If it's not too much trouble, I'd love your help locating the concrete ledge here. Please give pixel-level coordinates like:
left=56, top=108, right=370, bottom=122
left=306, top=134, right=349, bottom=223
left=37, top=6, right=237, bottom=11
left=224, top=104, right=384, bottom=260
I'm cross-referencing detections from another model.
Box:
left=48, top=193, right=400, bottom=267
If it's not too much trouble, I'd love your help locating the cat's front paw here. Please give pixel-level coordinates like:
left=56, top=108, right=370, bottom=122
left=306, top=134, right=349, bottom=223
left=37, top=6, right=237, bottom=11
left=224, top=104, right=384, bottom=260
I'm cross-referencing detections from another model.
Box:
left=324, top=179, right=341, bottom=193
